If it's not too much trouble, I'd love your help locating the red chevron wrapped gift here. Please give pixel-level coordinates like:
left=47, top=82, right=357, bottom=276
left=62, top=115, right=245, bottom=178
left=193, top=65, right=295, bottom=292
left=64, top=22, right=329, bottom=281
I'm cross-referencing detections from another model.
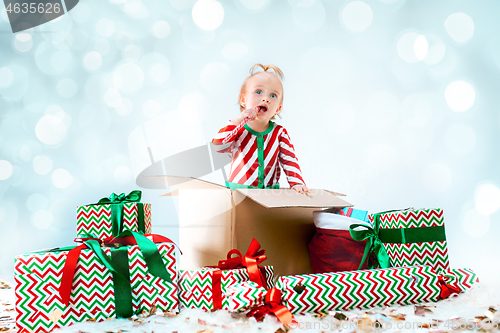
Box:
left=76, top=190, right=152, bottom=239
left=178, top=265, right=274, bottom=311
left=15, top=238, right=178, bottom=333
left=276, top=265, right=460, bottom=315
left=369, top=208, right=450, bottom=272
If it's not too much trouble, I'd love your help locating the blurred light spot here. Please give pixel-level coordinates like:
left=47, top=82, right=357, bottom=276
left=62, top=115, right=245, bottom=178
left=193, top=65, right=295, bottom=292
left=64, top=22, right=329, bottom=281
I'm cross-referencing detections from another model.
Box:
left=397, top=32, right=421, bottom=63
left=115, top=98, right=134, bottom=116
left=19, top=145, right=32, bottom=162
left=475, top=183, right=500, bottom=216
left=57, top=78, right=78, bottom=98
left=113, top=62, right=144, bottom=93
left=33, top=155, right=53, bottom=175
left=199, top=62, right=231, bottom=94
left=51, top=168, right=73, bottom=188
left=45, top=104, right=72, bottom=128
left=192, top=0, right=224, bottom=30
left=35, top=42, right=71, bottom=75
left=124, top=0, right=149, bottom=19
left=26, top=193, right=48, bottom=213
left=236, top=0, right=270, bottom=11
left=445, top=122, right=476, bottom=154
left=150, top=63, right=170, bottom=84
left=104, top=88, right=123, bottom=107
left=445, top=12, right=474, bottom=44
left=114, top=166, right=133, bottom=184
left=400, top=94, right=432, bottom=127
left=95, top=38, right=111, bottom=55
left=123, top=45, right=142, bottom=62
left=96, top=18, right=115, bottom=37
left=0, top=160, right=13, bottom=180
left=1, top=7, right=9, bottom=22
left=14, top=33, right=33, bottom=52
left=143, top=100, right=162, bottom=118
left=83, top=51, right=102, bottom=71
left=153, top=21, right=171, bottom=38
left=463, top=208, right=490, bottom=237
left=71, top=3, right=91, bottom=23
left=179, top=92, right=211, bottom=123
left=115, top=32, right=134, bottom=50
left=35, top=115, right=67, bottom=145
left=367, top=143, right=398, bottom=171
left=292, top=0, right=326, bottom=33
left=32, top=210, right=52, bottom=229
left=171, top=0, right=196, bottom=10
left=0, top=67, right=14, bottom=87
left=413, top=35, right=428, bottom=61
left=221, top=41, right=248, bottom=61
left=422, top=163, right=452, bottom=193
left=445, top=80, right=475, bottom=112
left=365, top=91, right=399, bottom=127
left=62, top=177, right=81, bottom=196
left=424, top=34, right=446, bottom=65
left=427, top=48, right=457, bottom=77
left=341, top=1, right=373, bottom=32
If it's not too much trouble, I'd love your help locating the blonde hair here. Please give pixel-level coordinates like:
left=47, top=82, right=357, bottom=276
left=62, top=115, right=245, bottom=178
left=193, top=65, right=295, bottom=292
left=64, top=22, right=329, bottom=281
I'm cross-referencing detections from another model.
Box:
left=239, top=64, right=284, bottom=119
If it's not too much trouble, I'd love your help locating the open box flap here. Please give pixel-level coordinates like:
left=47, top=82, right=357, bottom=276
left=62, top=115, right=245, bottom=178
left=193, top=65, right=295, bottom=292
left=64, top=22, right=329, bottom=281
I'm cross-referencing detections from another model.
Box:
left=145, top=175, right=227, bottom=192
left=235, top=188, right=352, bottom=208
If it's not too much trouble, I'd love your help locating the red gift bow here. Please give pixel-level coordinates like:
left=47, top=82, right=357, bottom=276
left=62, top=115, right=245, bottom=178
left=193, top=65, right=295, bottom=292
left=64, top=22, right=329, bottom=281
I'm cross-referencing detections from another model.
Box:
left=247, top=288, right=294, bottom=326
left=210, top=238, right=268, bottom=310
left=59, top=233, right=178, bottom=306
left=438, top=275, right=462, bottom=299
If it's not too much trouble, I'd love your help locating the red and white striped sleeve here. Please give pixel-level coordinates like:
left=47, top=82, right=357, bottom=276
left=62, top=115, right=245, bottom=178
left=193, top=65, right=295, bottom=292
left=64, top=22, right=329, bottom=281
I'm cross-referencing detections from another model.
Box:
left=212, top=121, right=243, bottom=153
left=278, top=127, right=306, bottom=187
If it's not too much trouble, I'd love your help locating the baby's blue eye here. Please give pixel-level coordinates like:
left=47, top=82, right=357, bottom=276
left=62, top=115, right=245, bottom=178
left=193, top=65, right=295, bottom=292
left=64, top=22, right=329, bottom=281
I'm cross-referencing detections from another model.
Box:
left=271, top=93, right=277, bottom=98
left=256, top=90, right=262, bottom=94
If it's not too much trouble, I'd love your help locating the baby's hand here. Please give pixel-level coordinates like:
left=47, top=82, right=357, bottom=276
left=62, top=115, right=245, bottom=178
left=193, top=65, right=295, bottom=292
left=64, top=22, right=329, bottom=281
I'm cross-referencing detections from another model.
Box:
left=292, top=184, right=310, bottom=194
left=241, top=108, right=257, bottom=121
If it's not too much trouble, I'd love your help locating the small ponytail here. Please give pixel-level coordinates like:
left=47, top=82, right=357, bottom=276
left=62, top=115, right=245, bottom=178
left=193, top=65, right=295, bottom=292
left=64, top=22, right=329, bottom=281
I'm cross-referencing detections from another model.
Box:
left=249, top=64, right=284, bottom=81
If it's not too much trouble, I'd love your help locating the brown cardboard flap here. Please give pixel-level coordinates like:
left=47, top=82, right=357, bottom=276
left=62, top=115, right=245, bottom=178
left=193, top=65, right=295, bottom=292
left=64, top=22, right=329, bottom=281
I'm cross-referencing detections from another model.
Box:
left=145, top=175, right=227, bottom=191
left=235, top=188, right=352, bottom=208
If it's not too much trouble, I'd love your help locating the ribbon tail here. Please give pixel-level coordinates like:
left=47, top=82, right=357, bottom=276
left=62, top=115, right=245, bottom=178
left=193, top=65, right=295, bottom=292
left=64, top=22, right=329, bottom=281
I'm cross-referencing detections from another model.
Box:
left=59, top=244, right=85, bottom=306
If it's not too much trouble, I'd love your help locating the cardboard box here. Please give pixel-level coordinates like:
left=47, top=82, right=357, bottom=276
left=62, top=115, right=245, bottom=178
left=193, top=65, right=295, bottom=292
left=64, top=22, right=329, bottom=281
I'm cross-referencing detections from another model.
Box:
left=148, top=175, right=352, bottom=278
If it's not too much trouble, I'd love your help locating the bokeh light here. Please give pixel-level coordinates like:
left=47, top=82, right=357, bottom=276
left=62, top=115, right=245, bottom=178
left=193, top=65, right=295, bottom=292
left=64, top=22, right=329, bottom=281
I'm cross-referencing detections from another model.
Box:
left=221, top=41, right=248, bottom=61
left=71, top=2, right=91, bottom=23
left=83, top=51, right=102, bottom=71
left=104, top=88, right=123, bottom=107
left=397, top=32, right=424, bottom=63
left=113, top=62, right=145, bottom=93
left=152, top=21, right=171, bottom=39
left=0, top=160, right=13, bottom=180
left=445, top=80, right=475, bottom=112
left=142, top=99, right=162, bottom=118
left=57, top=78, right=78, bottom=98
left=35, top=115, right=67, bottom=145
left=444, top=12, right=474, bottom=44
left=13, top=33, right=33, bottom=53
left=139, top=52, right=170, bottom=86
left=51, top=168, right=73, bottom=188
left=475, top=183, right=500, bottom=216
left=341, top=1, right=373, bottom=32
left=32, top=155, right=53, bottom=175
left=115, top=98, right=134, bottom=116
left=445, top=122, right=476, bottom=154
left=292, top=0, right=326, bottom=33
left=96, top=18, right=115, bottom=37
left=192, top=0, right=224, bottom=31
left=95, top=38, right=111, bottom=55
left=35, top=41, right=72, bottom=75
left=32, top=210, right=52, bottom=230
left=424, top=33, right=446, bottom=65
left=123, top=45, right=142, bottom=62
left=26, top=193, right=49, bottom=213
left=235, top=0, right=270, bottom=12
left=413, top=35, right=428, bottom=61
left=199, top=62, right=231, bottom=94
left=422, top=163, right=452, bottom=193
left=0, top=67, right=14, bottom=87
left=462, top=208, right=490, bottom=238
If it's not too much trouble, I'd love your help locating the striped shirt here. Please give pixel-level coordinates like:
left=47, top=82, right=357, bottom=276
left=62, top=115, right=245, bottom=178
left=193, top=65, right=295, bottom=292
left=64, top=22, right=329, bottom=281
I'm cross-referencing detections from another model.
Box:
left=212, top=121, right=305, bottom=188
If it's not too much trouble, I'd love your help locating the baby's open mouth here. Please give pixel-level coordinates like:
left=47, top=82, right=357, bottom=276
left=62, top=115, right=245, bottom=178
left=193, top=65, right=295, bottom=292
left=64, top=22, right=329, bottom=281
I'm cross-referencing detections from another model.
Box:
left=257, top=105, right=268, bottom=113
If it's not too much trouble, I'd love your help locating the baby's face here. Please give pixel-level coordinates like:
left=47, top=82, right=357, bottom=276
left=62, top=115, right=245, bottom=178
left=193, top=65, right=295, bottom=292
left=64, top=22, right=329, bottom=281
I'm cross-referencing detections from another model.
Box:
left=240, top=73, right=283, bottom=122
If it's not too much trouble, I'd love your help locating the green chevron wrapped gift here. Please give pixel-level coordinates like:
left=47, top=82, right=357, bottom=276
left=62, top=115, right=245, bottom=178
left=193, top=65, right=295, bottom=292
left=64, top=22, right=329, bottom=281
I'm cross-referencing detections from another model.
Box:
left=15, top=233, right=178, bottom=333
left=354, top=208, right=450, bottom=272
left=178, top=266, right=274, bottom=311
left=276, top=265, right=466, bottom=315
left=76, top=190, right=152, bottom=239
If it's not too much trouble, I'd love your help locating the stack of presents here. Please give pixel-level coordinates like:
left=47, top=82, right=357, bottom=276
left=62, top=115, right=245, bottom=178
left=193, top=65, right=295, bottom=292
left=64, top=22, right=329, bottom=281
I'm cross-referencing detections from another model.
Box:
left=14, top=177, right=479, bottom=332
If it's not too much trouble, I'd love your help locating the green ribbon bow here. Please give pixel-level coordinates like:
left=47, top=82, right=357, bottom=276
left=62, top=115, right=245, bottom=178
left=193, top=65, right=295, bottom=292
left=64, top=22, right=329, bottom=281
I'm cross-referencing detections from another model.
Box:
left=95, top=190, right=145, bottom=236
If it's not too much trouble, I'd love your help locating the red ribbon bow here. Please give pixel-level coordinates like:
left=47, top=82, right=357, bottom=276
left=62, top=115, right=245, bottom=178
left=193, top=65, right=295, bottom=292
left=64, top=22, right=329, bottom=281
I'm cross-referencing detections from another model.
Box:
left=438, top=275, right=462, bottom=299
left=210, top=238, right=268, bottom=310
left=247, top=288, right=294, bottom=326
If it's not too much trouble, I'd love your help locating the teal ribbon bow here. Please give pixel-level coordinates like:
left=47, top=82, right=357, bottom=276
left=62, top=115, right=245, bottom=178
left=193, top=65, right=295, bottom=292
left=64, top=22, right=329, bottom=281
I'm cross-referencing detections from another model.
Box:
left=95, top=190, right=145, bottom=236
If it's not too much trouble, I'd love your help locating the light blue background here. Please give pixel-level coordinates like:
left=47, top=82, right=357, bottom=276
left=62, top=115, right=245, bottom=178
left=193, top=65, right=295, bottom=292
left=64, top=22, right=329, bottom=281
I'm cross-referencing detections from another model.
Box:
left=1, top=0, right=499, bottom=283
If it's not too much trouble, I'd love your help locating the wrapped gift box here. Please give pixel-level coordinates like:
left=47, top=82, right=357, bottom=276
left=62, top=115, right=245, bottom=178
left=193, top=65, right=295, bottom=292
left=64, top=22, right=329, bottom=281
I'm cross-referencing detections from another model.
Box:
left=15, top=241, right=178, bottom=333
left=76, top=192, right=152, bottom=239
left=276, top=265, right=443, bottom=315
left=178, top=266, right=273, bottom=312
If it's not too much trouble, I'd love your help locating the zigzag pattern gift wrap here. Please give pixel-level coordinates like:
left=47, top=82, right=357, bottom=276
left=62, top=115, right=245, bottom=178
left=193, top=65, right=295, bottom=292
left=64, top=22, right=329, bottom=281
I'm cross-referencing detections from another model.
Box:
left=76, top=191, right=152, bottom=239
left=441, top=268, right=479, bottom=293
left=276, top=266, right=444, bottom=315
left=369, top=208, right=450, bottom=272
left=15, top=242, right=178, bottom=333
left=178, top=266, right=273, bottom=311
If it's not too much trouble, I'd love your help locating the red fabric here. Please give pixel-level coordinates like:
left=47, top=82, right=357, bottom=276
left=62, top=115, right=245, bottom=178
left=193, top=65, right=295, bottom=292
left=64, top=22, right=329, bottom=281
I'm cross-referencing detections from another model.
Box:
left=308, top=227, right=368, bottom=273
